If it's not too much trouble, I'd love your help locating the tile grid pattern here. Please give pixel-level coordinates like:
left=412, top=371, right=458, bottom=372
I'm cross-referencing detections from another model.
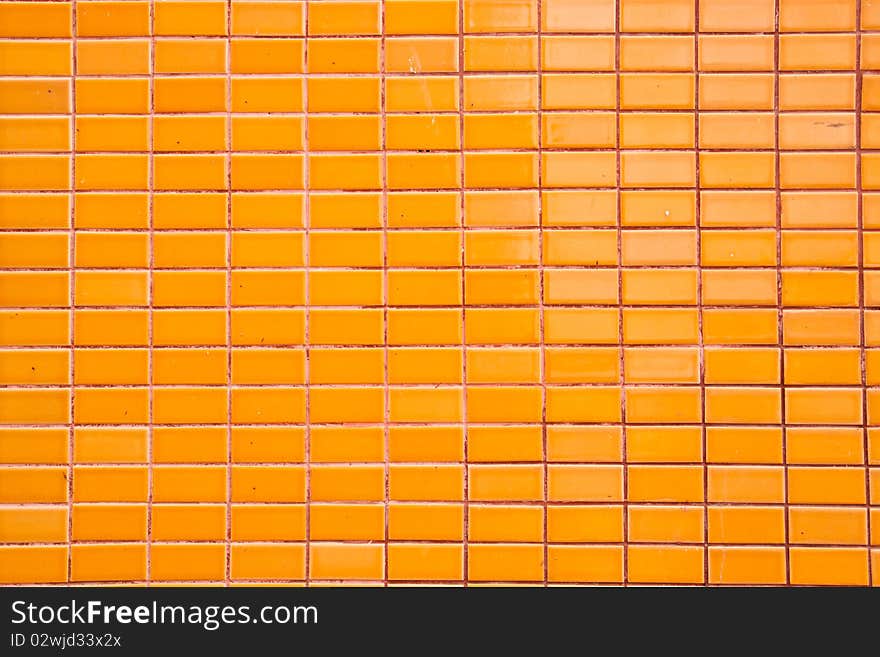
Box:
left=1, top=0, right=880, bottom=585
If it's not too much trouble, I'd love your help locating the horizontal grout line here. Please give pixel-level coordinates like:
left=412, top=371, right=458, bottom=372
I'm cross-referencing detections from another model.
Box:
left=4, top=109, right=880, bottom=117
left=0, top=504, right=880, bottom=510
left=0, top=540, right=875, bottom=549
left=0, top=382, right=878, bottom=389
left=1, top=304, right=878, bottom=311
left=0, top=461, right=875, bottom=468
left=1, top=422, right=879, bottom=429
left=7, top=31, right=880, bottom=41
left=4, top=69, right=876, bottom=78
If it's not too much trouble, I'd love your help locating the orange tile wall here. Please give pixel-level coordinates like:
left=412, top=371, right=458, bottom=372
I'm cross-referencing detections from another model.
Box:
left=1, top=0, right=879, bottom=586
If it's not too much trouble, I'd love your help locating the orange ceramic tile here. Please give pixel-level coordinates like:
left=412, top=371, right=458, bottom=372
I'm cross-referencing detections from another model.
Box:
left=0, top=348, right=68, bottom=386
left=626, top=426, right=702, bottom=462
left=706, top=426, right=783, bottom=464
left=542, top=36, right=615, bottom=72
left=0, top=41, right=71, bottom=76
left=699, top=0, right=775, bottom=32
left=311, top=505, right=384, bottom=541
left=788, top=467, right=866, bottom=504
left=620, top=73, right=695, bottom=109
left=73, top=466, right=147, bottom=503
left=620, top=113, right=694, bottom=149
left=789, top=548, right=869, bottom=586
left=231, top=505, right=306, bottom=542
left=781, top=74, right=855, bottom=111
left=708, top=507, right=786, bottom=544
left=70, top=544, right=146, bottom=583
left=463, top=75, right=538, bottom=111
left=0, top=468, right=66, bottom=506
left=0, top=428, right=67, bottom=464
left=154, top=427, right=226, bottom=464
left=385, top=0, right=458, bottom=34
left=547, top=505, right=623, bottom=542
left=389, top=427, right=463, bottom=462
left=72, top=505, right=146, bottom=542
left=468, top=544, right=543, bottom=582
left=309, top=1, right=380, bottom=35
left=536, top=430, right=605, bottom=468
left=542, top=0, right=615, bottom=32
left=628, top=546, right=704, bottom=584
left=0, top=547, right=68, bottom=584
left=463, top=36, right=537, bottom=72
left=548, top=546, right=623, bottom=584
left=700, top=152, right=775, bottom=189
left=388, top=504, right=463, bottom=541
left=708, top=466, right=785, bottom=503
left=699, top=74, right=774, bottom=110
left=699, top=113, right=774, bottom=149
left=624, top=308, right=700, bottom=345
left=704, top=348, right=780, bottom=384
left=546, top=386, right=621, bottom=422
left=620, top=36, right=694, bottom=72
left=0, top=507, right=67, bottom=543
left=469, top=505, right=542, bottom=542
left=548, top=465, right=623, bottom=502
left=698, top=36, right=774, bottom=72
left=709, top=547, right=787, bottom=585
left=620, top=190, right=696, bottom=227
left=232, top=39, right=304, bottom=74
left=310, top=544, right=384, bottom=581
left=706, top=388, right=782, bottom=424
left=790, top=507, right=867, bottom=546
left=231, top=1, right=303, bottom=36
left=703, top=270, right=776, bottom=306
left=231, top=545, right=304, bottom=581
left=388, top=545, right=463, bottom=581
left=628, top=465, right=703, bottom=502
left=542, top=74, right=616, bottom=110
left=780, top=34, right=856, bottom=71
left=628, top=506, right=704, bottom=543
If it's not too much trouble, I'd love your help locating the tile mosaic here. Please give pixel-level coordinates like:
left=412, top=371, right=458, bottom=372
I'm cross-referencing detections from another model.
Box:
left=1, top=0, right=877, bottom=589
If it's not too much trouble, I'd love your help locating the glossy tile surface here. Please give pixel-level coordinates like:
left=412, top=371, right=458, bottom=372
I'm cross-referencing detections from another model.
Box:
left=0, top=0, right=878, bottom=587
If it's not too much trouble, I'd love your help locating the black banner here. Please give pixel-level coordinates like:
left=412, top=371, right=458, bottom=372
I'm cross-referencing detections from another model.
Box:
left=0, top=586, right=871, bottom=652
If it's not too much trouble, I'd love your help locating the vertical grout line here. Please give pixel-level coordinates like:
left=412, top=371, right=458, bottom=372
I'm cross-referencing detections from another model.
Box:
left=146, top=0, right=155, bottom=587
left=774, top=0, right=790, bottom=586
left=695, top=0, right=706, bottom=587
left=67, top=0, right=77, bottom=586
left=224, top=0, right=232, bottom=588
left=303, top=0, right=312, bottom=588
left=615, top=0, right=626, bottom=588
left=857, top=0, right=873, bottom=587
left=380, top=0, right=390, bottom=589
left=458, top=0, right=468, bottom=587
left=537, top=0, right=547, bottom=589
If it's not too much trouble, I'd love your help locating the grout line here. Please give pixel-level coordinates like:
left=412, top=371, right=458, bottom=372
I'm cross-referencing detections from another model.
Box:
left=857, top=0, right=875, bottom=587
left=773, top=0, right=792, bottom=586
left=695, top=0, right=707, bottom=587
left=66, top=0, right=77, bottom=586
left=145, top=0, right=156, bottom=587
left=224, top=0, right=232, bottom=589
left=303, top=0, right=312, bottom=589
left=9, top=29, right=880, bottom=40
left=458, top=0, right=469, bottom=587
left=380, top=0, right=390, bottom=589
left=537, top=0, right=548, bottom=589
left=614, top=0, right=628, bottom=588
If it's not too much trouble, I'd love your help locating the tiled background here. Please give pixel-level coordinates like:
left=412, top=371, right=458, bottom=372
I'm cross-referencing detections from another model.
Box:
left=1, top=0, right=879, bottom=585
